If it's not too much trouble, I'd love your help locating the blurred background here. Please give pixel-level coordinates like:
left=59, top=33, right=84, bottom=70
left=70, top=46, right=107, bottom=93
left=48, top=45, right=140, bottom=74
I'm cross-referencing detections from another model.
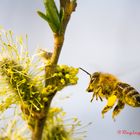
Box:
left=0, top=0, right=140, bottom=140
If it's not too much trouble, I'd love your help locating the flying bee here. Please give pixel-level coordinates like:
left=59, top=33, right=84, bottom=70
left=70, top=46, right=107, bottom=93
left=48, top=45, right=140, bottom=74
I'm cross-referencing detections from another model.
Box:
left=79, top=67, right=140, bottom=120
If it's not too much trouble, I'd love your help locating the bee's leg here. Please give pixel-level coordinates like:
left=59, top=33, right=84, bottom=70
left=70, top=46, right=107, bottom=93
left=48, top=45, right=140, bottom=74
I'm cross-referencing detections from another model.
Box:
left=95, top=93, right=98, bottom=100
left=90, top=93, right=95, bottom=102
left=101, top=95, right=117, bottom=118
left=112, top=100, right=125, bottom=121
left=91, top=86, right=102, bottom=102
left=95, top=86, right=102, bottom=100
left=99, top=96, right=103, bottom=101
left=91, top=92, right=99, bottom=102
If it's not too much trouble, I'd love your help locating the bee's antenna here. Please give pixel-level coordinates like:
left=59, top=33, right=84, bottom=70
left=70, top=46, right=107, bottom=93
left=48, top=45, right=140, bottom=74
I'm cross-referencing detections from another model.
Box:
left=79, top=67, right=91, bottom=78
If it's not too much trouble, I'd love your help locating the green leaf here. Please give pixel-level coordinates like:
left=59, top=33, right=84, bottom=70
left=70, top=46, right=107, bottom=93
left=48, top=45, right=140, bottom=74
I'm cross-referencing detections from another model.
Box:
left=37, top=11, right=60, bottom=33
left=44, top=0, right=59, bottom=15
left=37, top=11, right=48, bottom=21
left=59, top=8, right=64, bottom=22
left=43, top=0, right=61, bottom=33
left=72, top=0, right=77, bottom=3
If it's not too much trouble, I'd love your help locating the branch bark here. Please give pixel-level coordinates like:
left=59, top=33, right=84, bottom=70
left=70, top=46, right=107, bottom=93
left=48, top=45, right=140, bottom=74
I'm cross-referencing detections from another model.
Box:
left=31, top=1, right=77, bottom=140
left=32, top=118, right=46, bottom=140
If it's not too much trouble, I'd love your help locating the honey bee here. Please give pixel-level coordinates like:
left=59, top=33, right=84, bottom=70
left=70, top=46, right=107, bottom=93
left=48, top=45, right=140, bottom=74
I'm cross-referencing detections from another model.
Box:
left=79, top=67, right=140, bottom=120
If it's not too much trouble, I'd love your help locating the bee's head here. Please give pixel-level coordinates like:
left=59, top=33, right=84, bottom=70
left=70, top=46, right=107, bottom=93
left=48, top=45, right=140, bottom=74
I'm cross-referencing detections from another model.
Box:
left=86, top=72, right=100, bottom=92
left=91, top=72, right=100, bottom=82
left=79, top=68, right=100, bottom=92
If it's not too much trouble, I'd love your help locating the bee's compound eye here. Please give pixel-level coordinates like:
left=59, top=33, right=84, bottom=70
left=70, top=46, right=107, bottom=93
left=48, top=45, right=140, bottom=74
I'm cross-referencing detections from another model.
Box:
left=91, top=72, right=100, bottom=82
left=90, top=77, right=95, bottom=83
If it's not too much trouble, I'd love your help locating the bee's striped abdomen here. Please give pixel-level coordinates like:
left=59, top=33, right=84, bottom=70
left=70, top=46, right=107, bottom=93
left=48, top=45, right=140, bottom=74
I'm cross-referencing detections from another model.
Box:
left=117, top=82, right=140, bottom=107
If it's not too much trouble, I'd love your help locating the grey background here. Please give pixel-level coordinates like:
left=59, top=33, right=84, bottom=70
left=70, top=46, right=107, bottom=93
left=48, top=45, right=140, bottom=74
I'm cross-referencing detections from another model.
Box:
left=0, top=0, right=140, bottom=140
